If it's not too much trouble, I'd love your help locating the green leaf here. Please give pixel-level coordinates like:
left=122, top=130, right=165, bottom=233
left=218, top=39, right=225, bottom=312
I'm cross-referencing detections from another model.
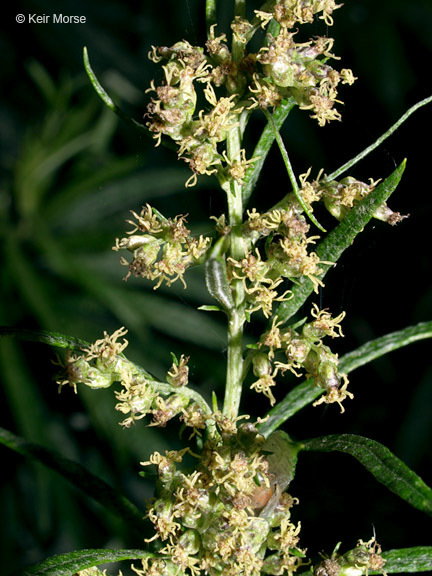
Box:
left=0, top=326, right=211, bottom=414
left=262, top=108, right=326, bottom=231
left=275, top=159, right=406, bottom=324
left=301, top=434, right=432, bottom=516
left=326, top=95, right=432, bottom=182
left=5, top=233, right=58, bottom=328
left=0, top=326, right=89, bottom=351
left=339, top=320, right=432, bottom=374
left=242, top=98, right=296, bottom=206
left=373, top=547, right=432, bottom=574
left=262, top=431, right=301, bottom=491
left=11, top=548, right=154, bottom=576
left=83, top=47, right=151, bottom=137
left=258, top=320, right=432, bottom=437
left=258, top=380, right=322, bottom=438
left=99, top=286, right=227, bottom=351
left=0, top=427, right=147, bottom=534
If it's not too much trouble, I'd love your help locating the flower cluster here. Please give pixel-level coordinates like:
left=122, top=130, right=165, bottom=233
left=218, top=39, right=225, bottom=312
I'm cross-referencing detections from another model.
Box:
left=313, top=536, right=387, bottom=576
left=146, top=38, right=247, bottom=188
left=54, top=327, right=130, bottom=394
left=54, top=328, right=199, bottom=429
left=227, top=247, right=293, bottom=319
left=230, top=201, right=330, bottom=318
left=135, top=421, right=306, bottom=576
left=253, top=26, right=356, bottom=125
left=320, top=175, right=408, bottom=225
left=145, top=1, right=355, bottom=188
left=251, top=305, right=352, bottom=411
left=113, top=204, right=211, bottom=289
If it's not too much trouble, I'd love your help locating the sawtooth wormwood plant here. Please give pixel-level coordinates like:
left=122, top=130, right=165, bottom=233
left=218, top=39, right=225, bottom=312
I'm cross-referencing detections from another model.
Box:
left=2, top=1, right=432, bottom=575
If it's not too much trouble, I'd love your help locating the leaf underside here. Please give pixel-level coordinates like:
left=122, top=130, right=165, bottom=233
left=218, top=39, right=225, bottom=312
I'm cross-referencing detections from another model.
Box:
left=10, top=548, right=153, bottom=576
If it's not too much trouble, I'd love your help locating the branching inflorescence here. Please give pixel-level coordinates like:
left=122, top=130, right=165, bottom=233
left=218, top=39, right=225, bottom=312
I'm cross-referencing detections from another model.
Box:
left=59, top=1, right=418, bottom=575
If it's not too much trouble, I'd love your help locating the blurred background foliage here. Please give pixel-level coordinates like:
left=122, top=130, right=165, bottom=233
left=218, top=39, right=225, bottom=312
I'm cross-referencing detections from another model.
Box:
left=1, top=0, right=431, bottom=573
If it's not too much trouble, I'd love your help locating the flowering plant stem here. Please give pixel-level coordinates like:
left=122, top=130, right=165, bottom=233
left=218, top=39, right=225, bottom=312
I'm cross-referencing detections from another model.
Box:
left=223, top=118, right=246, bottom=420
left=3, top=2, right=432, bottom=575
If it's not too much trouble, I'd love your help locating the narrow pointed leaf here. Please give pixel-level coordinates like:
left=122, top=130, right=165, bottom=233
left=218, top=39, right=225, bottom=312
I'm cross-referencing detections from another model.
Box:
left=326, top=95, right=432, bottom=182
left=275, top=159, right=406, bottom=324
left=373, top=547, right=432, bottom=574
left=301, top=434, right=432, bottom=516
left=339, top=320, right=432, bottom=374
left=263, top=108, right=326, bottom=231
left=0, top=326, right=89, bottom=351
left=258, top=380, right=322, bottom=438
left=11, top=548, right=154, bottom=576
left=0, top=427, right=146, bottom=533
left=83, top=47, right=159, bottom=139
left=242, top=98, right=296, bottom=206
left=258, top=320, right=432, bottom=436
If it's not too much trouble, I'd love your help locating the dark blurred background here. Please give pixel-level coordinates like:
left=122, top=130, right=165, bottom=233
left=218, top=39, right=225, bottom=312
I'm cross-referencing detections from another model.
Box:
left=1, top=1, right=431, bottom=574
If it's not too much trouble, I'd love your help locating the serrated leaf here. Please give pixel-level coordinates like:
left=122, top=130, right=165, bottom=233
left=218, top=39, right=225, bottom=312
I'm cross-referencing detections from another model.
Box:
left=0, top=427, right=146, bottom=533
left=275, top=160, right=406, bottom=324
left=10, top=548, right=153, bottom=576
left=301, top=434, right=432, bottom=516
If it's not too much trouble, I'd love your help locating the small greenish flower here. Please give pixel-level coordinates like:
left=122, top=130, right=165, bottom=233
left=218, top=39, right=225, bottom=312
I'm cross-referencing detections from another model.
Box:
left=114, top=204, right=211, bottom=288
left=321, top=176, right=407, bottom=224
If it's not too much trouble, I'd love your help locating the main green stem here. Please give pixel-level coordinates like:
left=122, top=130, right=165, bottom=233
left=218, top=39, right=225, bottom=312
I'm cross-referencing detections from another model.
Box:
left=220, top=3, right=249, bottom=419
left=222, top=128, right=246, bottom=420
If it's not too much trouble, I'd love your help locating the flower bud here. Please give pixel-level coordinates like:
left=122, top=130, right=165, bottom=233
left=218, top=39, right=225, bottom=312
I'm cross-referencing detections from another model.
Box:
left=263, top=55, right=295, bottom=88
left=314, top=558, right=341, bottom=576
left=262, top=553, right=284, bottom=575
left=252, top=352, right=273, bottom=379
left=303, top=346, right=340, bottom=391
left=286, top=338, right=310, bottom=364
left=152, top=394, right=190, bottom=427
left=372, top=204, right=408, bottom=226
left=178, top=529, right=201, bottom=555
